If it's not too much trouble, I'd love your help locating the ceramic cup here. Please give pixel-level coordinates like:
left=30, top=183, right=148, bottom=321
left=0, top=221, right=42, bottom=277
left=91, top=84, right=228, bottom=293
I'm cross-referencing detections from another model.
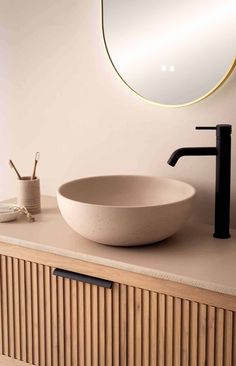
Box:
left=17, top=176, right=41, bottom=214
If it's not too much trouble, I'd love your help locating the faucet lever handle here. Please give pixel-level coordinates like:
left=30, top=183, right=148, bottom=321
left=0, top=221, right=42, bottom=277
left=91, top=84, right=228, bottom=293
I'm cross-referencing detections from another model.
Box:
left=195, top=126, right=216, bottom=130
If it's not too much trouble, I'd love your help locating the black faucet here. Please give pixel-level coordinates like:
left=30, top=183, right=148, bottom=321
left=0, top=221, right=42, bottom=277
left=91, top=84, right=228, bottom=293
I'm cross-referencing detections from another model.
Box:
left=168, top=124, right=232, bottom=239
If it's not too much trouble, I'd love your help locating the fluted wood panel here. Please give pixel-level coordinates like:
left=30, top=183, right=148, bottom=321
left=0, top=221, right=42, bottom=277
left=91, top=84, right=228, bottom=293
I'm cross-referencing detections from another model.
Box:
left=0, top=254, right=236, bottom=366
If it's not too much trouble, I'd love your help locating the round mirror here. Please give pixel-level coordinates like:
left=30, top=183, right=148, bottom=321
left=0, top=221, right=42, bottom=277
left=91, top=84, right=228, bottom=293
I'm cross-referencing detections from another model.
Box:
left=102, top=0, right=236, bottom=106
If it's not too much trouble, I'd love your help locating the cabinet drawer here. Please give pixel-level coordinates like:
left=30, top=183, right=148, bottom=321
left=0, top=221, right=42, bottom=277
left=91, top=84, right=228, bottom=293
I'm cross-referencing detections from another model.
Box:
left=0, top=254, right=235, bottom=366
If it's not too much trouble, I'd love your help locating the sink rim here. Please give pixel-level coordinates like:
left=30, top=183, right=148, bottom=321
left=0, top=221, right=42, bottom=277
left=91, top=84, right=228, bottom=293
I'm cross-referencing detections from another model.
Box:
left=57, top=175, right=196, bottom=209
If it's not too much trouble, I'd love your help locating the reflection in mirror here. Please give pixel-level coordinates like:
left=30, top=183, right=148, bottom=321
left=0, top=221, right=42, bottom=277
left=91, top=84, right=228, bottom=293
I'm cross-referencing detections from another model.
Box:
left=102, top=0, right=236, bottom=106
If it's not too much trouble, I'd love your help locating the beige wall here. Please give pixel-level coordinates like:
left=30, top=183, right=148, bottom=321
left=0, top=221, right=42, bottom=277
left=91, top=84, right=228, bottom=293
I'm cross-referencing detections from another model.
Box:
left=0, top=0, right=235, bottom=227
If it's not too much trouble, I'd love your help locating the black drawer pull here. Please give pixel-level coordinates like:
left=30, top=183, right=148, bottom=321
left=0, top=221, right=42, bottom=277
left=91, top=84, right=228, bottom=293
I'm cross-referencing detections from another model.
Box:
left=53, top=268, right=113, bottom=289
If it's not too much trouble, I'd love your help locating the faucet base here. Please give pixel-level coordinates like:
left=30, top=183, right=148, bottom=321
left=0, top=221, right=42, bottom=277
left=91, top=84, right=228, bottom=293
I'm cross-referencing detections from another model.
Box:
left=213, top=233, right=231, bottom=239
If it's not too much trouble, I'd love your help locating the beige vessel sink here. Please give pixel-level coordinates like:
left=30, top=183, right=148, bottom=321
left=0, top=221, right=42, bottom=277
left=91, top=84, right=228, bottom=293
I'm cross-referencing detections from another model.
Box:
left=57, top=175, right=196, bottom=246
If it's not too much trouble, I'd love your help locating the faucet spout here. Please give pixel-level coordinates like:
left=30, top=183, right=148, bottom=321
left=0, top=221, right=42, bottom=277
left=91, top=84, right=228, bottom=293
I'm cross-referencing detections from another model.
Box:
left=167, top=147, right=217, bottom=166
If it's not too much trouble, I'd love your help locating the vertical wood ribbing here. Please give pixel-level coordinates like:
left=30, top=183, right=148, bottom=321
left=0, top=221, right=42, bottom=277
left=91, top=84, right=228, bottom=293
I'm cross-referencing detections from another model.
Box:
left=91, top=285, right=98, bottom=366
left=134, top=287, right=142, bottom=365
left=182, top=299, right=190, bottom=366
left=105, top=287, right=112, bottom=365
left=25, top=261, right=33, bottom=364
left=142, top=290, right=150, bottom=366
left=32, top=262, right=39, bottom=366
left=58, top=276, right=65, bottom=366
left=216, top=308, right=224, bottom=366
left=112, top=283, right=120, bottom=366
left=224, top=310, right=233, bottom=366
left=13, top=258, right=21, bottom=361
left=120, top=284, right=127, bottom=366
left=150, top=291, right=157, bottom=366
left=1, top=256, right=9, bottom=355
left=98, top=286, right=105, bottom=366
left=71, top=280, right=78, bottom=366
left=64, top=278, right=71, bottom=366
left=84, top=283, right=92, bottom=366
left=198, top=304, right=207, bottom=365
left=44, top=266, right=52, bottom=366
left=127, top=286, right=135, bottom=366
left=158, top=293, right=165, bottom=366
left=19, top=260, right=27, bottom=362
left=78, top=282, right=85, bottom=366
left=0, top=255, right=236, bottom=366
left=7, top=257, right=14, bottom=358
left=166, top=296, right=174, bottom=366
left=207, top=306, right=215, bottom=366
left=174, top=297, right=181, bottom=366
left=190, top=301, right=198, bottom=366
left=51, top=268, right=58, bottom=366
left=38, top=264, right=45, bottom=366
left=0, top=256, right=2, bottom=355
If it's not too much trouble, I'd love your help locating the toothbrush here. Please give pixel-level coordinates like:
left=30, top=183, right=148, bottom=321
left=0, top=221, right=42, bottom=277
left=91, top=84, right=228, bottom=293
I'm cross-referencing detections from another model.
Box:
left=31, top=152, right=40, bottom=180
left=9, top=160, right=22, bottom=180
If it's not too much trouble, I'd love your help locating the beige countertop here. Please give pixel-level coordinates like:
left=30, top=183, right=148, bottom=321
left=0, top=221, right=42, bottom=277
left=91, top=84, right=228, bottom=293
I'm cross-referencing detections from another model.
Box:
left=0, top=196, right=235, bottom=296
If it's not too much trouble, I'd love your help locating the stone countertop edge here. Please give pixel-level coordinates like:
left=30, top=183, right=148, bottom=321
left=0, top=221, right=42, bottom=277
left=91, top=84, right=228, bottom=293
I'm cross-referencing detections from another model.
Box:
left=0, top=233, right=235, bottom=297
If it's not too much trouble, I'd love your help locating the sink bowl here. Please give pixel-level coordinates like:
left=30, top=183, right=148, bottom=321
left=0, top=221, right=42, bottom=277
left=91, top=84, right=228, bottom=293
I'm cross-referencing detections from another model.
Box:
left=57, top=175, right=196, bottom=246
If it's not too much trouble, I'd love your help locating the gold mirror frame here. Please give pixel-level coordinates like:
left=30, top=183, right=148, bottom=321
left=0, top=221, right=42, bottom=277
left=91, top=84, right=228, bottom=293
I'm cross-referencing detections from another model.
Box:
left=101, top=0, right=236, bottom=107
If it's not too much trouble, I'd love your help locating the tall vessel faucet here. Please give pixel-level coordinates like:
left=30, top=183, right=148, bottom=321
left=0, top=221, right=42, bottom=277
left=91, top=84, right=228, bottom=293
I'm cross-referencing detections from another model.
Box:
left=167, top=124, right=232, bottom=239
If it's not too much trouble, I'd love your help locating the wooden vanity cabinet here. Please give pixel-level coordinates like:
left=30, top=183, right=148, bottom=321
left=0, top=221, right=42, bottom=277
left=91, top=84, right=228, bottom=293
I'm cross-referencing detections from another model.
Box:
left=0, top=252, right=236, bottom=366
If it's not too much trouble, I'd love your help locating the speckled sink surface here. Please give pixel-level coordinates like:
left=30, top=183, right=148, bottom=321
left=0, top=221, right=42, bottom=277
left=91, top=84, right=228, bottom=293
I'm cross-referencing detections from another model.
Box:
left=0, top=196, right=235, bottom=296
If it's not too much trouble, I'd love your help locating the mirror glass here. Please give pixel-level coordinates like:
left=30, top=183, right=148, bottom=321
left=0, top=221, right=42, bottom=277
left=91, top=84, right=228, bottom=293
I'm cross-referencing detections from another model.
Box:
left=102, top=0, right=236, bottom=106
